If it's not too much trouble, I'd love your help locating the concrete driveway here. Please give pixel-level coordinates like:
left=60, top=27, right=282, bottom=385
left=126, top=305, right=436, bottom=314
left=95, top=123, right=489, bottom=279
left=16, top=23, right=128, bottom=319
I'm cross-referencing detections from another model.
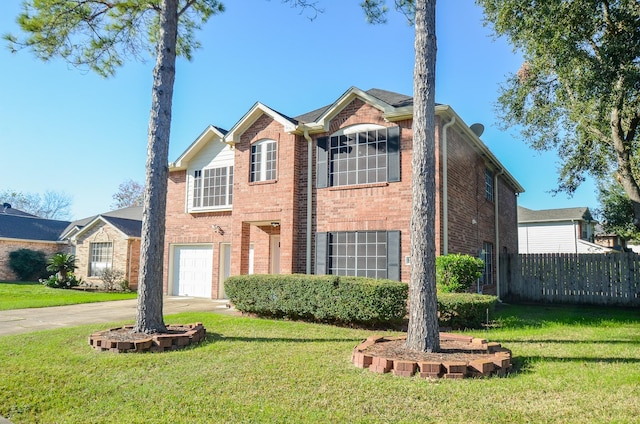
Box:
left=0, top=296, right=236, bottom=336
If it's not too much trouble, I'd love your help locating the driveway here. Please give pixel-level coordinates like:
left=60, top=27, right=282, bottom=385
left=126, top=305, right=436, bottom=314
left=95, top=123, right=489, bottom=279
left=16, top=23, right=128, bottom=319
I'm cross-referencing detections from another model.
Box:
left=0, top=297, right=236, bottom=336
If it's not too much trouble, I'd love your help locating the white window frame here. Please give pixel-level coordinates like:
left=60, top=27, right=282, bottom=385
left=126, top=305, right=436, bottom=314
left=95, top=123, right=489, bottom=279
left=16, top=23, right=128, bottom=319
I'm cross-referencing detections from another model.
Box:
left=191, top=165, right=234, bottom=211
left=89, top=242, right=113, bottom=277
left=250, top=139, right=277, bottom=182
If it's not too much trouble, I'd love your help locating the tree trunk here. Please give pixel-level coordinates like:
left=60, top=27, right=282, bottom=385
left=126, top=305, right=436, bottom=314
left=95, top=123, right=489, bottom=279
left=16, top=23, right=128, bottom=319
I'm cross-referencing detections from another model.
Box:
left=134, top=0, right=178, bottom=334
left=611, top=107, right=640, bottom=230
left=405, top=0, right=440, bottom=352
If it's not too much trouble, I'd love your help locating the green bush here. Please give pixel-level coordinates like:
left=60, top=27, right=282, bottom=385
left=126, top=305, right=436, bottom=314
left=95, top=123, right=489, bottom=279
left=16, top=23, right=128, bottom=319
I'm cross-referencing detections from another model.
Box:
left=8, top=249, right=48, bottom=281
left=225, top=274, right=407, bottom=328
left=436, top=254, right=484, bottom=293
left=437, top=293, right=497, bottom=329
left=41, top=273, right=83, bottom=289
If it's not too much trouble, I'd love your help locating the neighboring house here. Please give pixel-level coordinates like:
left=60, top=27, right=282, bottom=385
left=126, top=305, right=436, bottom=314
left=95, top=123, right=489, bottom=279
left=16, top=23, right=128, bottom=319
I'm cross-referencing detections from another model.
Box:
left=0, top=203, right=70, bottom=280
left=518, top=206, right=611, bottom=253
left=593, top=224, right=627, bottom=252
left=61, top=206, right=143, bottom=289
left=164, top=86, right=524, bottom=299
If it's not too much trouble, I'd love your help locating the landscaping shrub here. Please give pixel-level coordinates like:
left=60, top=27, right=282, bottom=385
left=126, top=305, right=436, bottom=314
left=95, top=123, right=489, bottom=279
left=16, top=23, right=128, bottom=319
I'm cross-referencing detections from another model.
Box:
left=8, top=249, right=48, bottom=281
left=436, top=254, right=484, bottom=293
left=41, top=273, right=83, bottom=289
left=99, top=269, right=129, bottom=291
left=437, top=293, right=497, bottom=329
left=225, top=274, right=408, bottom=328
left=41, top=253, right=80, bottom=289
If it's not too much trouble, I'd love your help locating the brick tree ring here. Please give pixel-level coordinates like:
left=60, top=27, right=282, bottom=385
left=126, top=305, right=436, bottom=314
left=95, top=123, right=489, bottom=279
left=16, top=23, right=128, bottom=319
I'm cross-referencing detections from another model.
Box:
left=88, top=323, right=206, bottom=353
left=352, top=333, right=512, bottom=379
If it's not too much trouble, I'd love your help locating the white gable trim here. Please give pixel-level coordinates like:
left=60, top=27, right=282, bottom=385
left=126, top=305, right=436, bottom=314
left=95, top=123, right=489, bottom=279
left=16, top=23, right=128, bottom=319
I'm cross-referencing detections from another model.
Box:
left=73, top=216, right=131, bottom=240
left=314, top=87, right=395, bottom=132
left=171, top=125, right=227, bottom=171
left=225, top=102, right=297, bottom=145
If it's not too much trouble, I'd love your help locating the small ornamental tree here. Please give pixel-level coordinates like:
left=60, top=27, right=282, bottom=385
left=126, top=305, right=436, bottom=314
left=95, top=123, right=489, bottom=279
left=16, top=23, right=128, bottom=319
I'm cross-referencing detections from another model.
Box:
left=436, top=254, right=484, bottom=293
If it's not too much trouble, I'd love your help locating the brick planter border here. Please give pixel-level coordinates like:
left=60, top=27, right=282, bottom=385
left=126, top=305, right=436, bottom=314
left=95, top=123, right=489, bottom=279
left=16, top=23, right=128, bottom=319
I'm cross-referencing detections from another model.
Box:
left=352, top=333, right=512, bottom=379
left=88, top=323, right=206, bottom=353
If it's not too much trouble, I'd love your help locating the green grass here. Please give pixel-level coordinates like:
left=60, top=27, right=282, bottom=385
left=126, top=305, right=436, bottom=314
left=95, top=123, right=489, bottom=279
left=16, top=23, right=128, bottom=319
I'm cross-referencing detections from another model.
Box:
left=0, top=281, right=137, bottom=310
left=0, top=303, right=638, bottom=423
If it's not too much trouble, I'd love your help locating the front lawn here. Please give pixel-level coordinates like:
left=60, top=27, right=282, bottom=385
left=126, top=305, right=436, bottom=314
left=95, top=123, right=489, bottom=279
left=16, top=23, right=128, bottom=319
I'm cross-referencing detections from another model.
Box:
left=0, top=303, right=638, bottom=423
left=0, top=281, right=137, bottom=310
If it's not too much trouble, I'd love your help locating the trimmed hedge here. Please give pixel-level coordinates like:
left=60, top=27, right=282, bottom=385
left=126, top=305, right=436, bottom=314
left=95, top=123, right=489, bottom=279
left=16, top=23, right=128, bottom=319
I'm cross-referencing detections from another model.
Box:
left=9, top=249, right=48, bottom=281
left=225, top=274, right=408, bottom=328
left=438, top=293, right=498, bottom=329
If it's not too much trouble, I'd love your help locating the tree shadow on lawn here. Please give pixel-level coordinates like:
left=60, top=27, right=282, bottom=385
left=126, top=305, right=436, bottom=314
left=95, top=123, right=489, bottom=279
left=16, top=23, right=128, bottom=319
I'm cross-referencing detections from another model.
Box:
left=205, top=332, right=363, bottom=344
left=513, top=354, right=640, bottom=375
left=494, top=303, right=640, bottom=329
left=496, top=338, right=639, bottom=345
left=0, top=281, right=40, bottom=286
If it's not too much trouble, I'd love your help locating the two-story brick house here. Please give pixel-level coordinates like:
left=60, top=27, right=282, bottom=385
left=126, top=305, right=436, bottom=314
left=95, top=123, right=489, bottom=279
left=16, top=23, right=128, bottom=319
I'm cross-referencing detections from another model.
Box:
left=164, top=87, right=524, bottom=299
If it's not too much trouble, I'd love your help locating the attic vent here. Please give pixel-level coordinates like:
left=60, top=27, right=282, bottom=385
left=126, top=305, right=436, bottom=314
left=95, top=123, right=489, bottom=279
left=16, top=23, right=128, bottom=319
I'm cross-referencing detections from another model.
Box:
left=2, top=203, right=10, bottom=212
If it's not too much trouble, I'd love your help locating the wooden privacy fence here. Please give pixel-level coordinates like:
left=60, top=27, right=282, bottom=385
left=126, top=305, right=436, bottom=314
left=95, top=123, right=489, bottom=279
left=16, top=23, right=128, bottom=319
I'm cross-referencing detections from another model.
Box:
left=500, top=253, right=640, bottom=306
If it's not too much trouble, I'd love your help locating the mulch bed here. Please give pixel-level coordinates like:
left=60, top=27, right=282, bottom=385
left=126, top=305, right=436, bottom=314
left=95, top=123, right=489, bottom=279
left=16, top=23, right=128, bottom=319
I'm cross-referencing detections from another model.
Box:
left=88, top=323, right=206, bottom=353
left=353, top=333, right=512, bottom=378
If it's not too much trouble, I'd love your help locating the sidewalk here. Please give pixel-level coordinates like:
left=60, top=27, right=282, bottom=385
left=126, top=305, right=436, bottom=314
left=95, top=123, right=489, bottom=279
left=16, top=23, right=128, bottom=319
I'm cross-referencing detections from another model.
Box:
left=0, top=296, right=237, bottom=337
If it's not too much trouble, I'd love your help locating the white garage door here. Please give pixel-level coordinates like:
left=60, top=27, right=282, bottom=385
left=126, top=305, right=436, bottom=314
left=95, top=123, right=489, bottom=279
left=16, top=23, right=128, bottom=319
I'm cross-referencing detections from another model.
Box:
left=172, top=245, right=213, bottom=298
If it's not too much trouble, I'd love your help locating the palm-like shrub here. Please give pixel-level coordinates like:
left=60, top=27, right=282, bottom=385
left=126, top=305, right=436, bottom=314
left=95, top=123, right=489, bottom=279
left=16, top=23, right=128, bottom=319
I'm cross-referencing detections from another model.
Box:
left=41, top=253, right=81, bottom=289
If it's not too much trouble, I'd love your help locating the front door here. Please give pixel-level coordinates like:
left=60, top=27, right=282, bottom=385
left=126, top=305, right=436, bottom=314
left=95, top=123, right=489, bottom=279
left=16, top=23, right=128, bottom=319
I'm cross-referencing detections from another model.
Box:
left=270, top=235, right=280, bottom=274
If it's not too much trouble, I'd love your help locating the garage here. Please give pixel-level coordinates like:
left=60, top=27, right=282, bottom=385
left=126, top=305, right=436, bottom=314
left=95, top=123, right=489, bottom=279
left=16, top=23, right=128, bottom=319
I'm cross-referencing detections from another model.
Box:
left=171, top=244, right=213, bottom=298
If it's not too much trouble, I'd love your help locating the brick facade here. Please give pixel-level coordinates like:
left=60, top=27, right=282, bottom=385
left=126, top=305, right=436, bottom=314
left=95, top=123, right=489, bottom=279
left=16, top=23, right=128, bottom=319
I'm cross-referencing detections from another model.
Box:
left=164, top=88, right=523, bottom=298
left=74, top=222, right=140, bottom=289
left=164, top=169, right=233, bottom=297
left=0, top=240, right=66, bottom=281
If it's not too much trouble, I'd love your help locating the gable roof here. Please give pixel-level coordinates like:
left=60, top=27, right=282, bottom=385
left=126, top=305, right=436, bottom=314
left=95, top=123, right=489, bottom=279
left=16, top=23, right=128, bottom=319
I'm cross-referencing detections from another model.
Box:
left=171, top=86, right=524, bottom=194
left=72, top=215, right=142, bottom=240
left=0, top=214, right=71, bottom=242
left=518, top=206, right=595, bottom=224
left=1, top=204, right=39, bottom=218
left=60, top=206, right=143, bottom=240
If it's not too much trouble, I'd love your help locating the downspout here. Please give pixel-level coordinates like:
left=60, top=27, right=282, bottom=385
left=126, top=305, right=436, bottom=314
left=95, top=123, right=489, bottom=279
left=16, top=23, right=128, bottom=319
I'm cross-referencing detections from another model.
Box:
left=442, top=116, right=456, bottom=255
left=494, top=169, right=504, bottom=300
left=303, top=128, right=313, bottom=274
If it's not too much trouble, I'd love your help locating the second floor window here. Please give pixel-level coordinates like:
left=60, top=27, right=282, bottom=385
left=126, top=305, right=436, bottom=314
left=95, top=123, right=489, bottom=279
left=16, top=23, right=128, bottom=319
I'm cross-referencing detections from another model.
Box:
left=250, top=140, right=277, bottom=182
left=317, top=125, right=400, bottom=189
left=329, top=129, right=388, bottom=186
left=192, top=166, right=234, bottom=209
left=485, top=168, right=494, bottom=201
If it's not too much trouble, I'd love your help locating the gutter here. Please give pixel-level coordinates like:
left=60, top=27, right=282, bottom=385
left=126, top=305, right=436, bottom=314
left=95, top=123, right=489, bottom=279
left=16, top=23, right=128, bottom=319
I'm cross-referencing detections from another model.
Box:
left=494, top=168, right=504, bottom=300
left=303, top=128, right=313, bottom=274
left=441, top=116, right=456, bottom=255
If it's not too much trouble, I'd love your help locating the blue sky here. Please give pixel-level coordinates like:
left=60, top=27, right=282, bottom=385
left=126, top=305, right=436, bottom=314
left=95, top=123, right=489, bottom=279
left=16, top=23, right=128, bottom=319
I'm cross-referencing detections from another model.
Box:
left=0, top=0, right=599, bottom=220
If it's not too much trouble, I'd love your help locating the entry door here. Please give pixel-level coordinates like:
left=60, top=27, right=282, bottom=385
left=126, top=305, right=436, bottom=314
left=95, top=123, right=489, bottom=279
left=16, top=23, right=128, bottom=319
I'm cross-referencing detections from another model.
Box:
left=172, top=245, right=213, bottom=298
left=219, top=243, right=231, bottom=299
left=270, top=235, right=280, bottom=274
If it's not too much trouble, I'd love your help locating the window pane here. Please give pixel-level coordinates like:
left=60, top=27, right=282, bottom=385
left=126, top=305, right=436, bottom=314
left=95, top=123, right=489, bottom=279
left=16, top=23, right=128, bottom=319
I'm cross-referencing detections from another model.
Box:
left=327, top=230, right=390, bottom=279
left=328, top=128, right=389, bottom=186
left=89, top=242, right=113, bottom=277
